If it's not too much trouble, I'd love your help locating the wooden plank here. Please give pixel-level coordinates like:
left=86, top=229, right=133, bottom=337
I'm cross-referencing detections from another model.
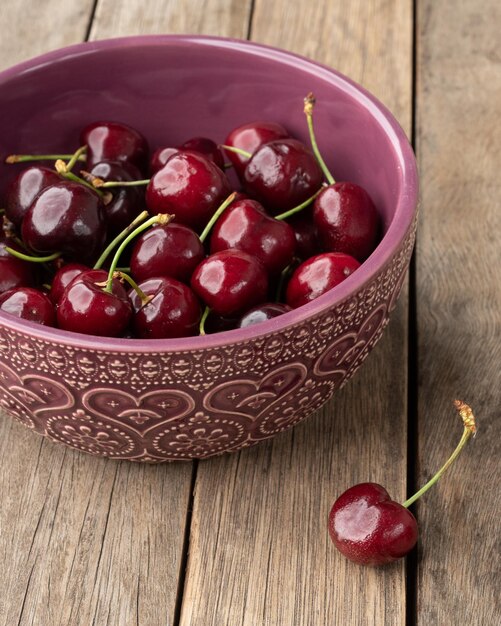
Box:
left=181, top=2, right=414, bottom=625
left=0, top=0, right=95, bottom=67
left=415, top=1, right=501, bottom=623
left=88, top=0, right=252, bottom=39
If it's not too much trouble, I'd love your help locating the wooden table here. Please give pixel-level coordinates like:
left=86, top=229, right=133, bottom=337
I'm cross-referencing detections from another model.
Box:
left=0, top=1, right=499, bottom=624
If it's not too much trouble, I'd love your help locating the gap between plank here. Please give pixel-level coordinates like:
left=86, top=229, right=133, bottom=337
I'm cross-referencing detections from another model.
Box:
left=406, top=0, right=419, bottom=624
left=84, top=0, right=100, bottom=41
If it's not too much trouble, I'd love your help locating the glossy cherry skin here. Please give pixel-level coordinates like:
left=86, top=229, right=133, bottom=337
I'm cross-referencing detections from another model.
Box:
left=129, top=276, right=201, bottom=339
left=88, top=161, right=144, bottom=238
left=150, top=147, right=178, bottom=175
left=81, top=121, right=149, bottom=173
left=224, top=121, right=289, bottom=179
left=57, top=269, right=131, bottom=337
left=244, top=138, right=323, bottom=214
left=0, top=237, right=35, bottom=294
left=210, top=199, right=296, bottom=276
left=21, top=182, right=106, bottom=264
left=328, top=483, right=418, bottom=565
left=146, top=152, right=231, bottom=231
left=191, top=250, right=268, bottom=317
left=288, top=211, right=320, bottom=260
left=4, top=166, right=61, bottom=227
left=286, top=252, right=360, bottom=309
left=0, top=288, right=55, bottom=326
left=237, top=302, right=291, bottom=328
left=179, top=137, right=225, bottom=170
left=130, top=223, right=204, bottom=284
left=314, top=183, right=380, bottom=261
left=48, top=262, right=89, bottom=304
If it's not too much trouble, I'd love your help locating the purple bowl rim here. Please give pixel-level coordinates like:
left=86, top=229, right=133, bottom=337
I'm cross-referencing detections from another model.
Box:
left=0, top=34, right=418, bottom=352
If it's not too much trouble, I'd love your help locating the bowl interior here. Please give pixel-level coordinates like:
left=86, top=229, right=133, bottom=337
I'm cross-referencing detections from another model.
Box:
left=0, top=36, right=416, bottom=348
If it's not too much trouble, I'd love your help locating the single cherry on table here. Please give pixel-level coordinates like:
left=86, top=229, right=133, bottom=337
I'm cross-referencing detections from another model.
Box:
left=328, top=401, right=477, bottom=565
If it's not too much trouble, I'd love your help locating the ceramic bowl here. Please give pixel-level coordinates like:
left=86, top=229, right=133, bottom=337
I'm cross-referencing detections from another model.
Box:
left=0, top=36, right=418, bottom=462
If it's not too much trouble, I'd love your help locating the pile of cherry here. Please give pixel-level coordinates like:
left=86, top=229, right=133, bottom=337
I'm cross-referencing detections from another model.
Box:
left=0, top=94, right=380, bottom=339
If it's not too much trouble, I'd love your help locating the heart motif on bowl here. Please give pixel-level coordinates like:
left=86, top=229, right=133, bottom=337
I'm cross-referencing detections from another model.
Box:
left=203, top=362, right=307, bottom=419
left=82, top=387, right=196, bottom=435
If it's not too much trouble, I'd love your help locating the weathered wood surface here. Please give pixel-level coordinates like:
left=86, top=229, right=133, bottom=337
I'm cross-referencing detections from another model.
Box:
left=1, top=0, right=498, bottom=624
left=415, top=1, right=501, bottom=624
left=181, top=1, right=413, bottom=624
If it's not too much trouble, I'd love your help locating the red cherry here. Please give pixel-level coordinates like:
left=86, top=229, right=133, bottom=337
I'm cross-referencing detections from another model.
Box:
left=179, top=137, right=225, bottom=170
left=48, top=262, right=89, bottom=304
left=314, top=183, right=380, bottom=261
left=21, top=181, right=106, bottom=264
left=210, top=198, right=296, bottom=276
left=150, top=147, right=178, bottom=175
left=288, top=211, right=320, bottom=260
left=328, top=483, right=418, bottom=566
left=129, top=276, right=201, bottom=339
left=130, top=222, right=204, bottom=284
left=87, top=161, right=145, bottom=238
left=0, top=287, right=55, bottom=326
left=286, top=252, right=360, bottom=308
left=191, top=250, right=268, bottom=317
left=203, top=311, right=239, bottom=334
left=0, top=237, right=35, bottom=294
left=243, top=139, right=323, bottom=214
left=57, top=269, right=131, bottom=337
left=237, top=302, right=291, bottom=328
left=145, top=152, right=231, bottom=231
left=328, top=402, right=477, bottom=566
left=4, top=166, right=61, bottom=227
left=224, top=121, right=289, bottom=178
left=81, top=121, right=149, bottom=173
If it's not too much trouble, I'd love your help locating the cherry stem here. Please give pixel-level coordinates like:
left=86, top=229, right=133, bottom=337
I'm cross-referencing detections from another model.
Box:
left=64, top=145, right=87, bottom=173
left=5, top=247, right=61, bottom=263
left=219, top=145, right=252, bottom=159
left=55, top=165, right=107, bottom=199
left=105, top=214, right=173, bottom=293
left=274, top=185, right=325, bottom=221
left=114, top=271, right=152, bottom=305
left=402, top=400, right=477, bottom=509
left=304, top=93, right=335, bottom=185
left=5, top=153, right=87, bottom=164
left=92, top=178, right=150, bottom=189
left=199, top=192, right=237, bottom=243
left=93, top=210, right=149, bottom=269
left=199, top=306, right=210, bottom=336
left=275, top=262, right=295, bottom=302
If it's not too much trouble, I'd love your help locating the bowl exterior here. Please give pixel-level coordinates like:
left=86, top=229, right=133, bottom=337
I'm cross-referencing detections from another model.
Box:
left=0, top=218, right=416, bottom=462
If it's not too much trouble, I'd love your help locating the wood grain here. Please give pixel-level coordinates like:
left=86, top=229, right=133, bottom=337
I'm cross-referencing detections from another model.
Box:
left=415, top=1, right=501, bottom=623
left=181, top=2, right=414, bottom=624
left=88, top=0, right=252, bottom=39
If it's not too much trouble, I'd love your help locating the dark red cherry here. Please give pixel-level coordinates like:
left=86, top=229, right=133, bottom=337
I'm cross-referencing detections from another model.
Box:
left=286, top=252, right=360, bottom=309
left=179, top=137, right=225, bottom=170
left=146, top=152, right=231, bottom=231
left=88, top=161, right=144, bottom=238
left=129, top=276, right=201, bottom=339
left=0, top=288, right=55, bottom=326
left=150, top=147, right=178, bottom=175
left=130, top=223, right=204, bottom=284
left=21, top=182, right=106, bottom=263
left=4, top=166, right=61, bottom=227
left=314, top=183, right=380, bottom=261
left=224, top=121, right=289, bottom=179
left=210, top=199, right=296, bottom=276
left=243, top=139, right=323, bottom=214
left=48, top=262, right=89, bottom=304
left=0, top=237, right=35, bottom=294
left=57, top=269, right=131, bottom=337
left=328, top=483, right=418, bottom=566
left=288, top=211, right=321, bottom=260
left=191, top=250, right=268, bottom=316
left=81, top=121, right=149, bottom=173
left=237, top=302, right=291, bottom=328
left=203, top=311, right=239, bottom=334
